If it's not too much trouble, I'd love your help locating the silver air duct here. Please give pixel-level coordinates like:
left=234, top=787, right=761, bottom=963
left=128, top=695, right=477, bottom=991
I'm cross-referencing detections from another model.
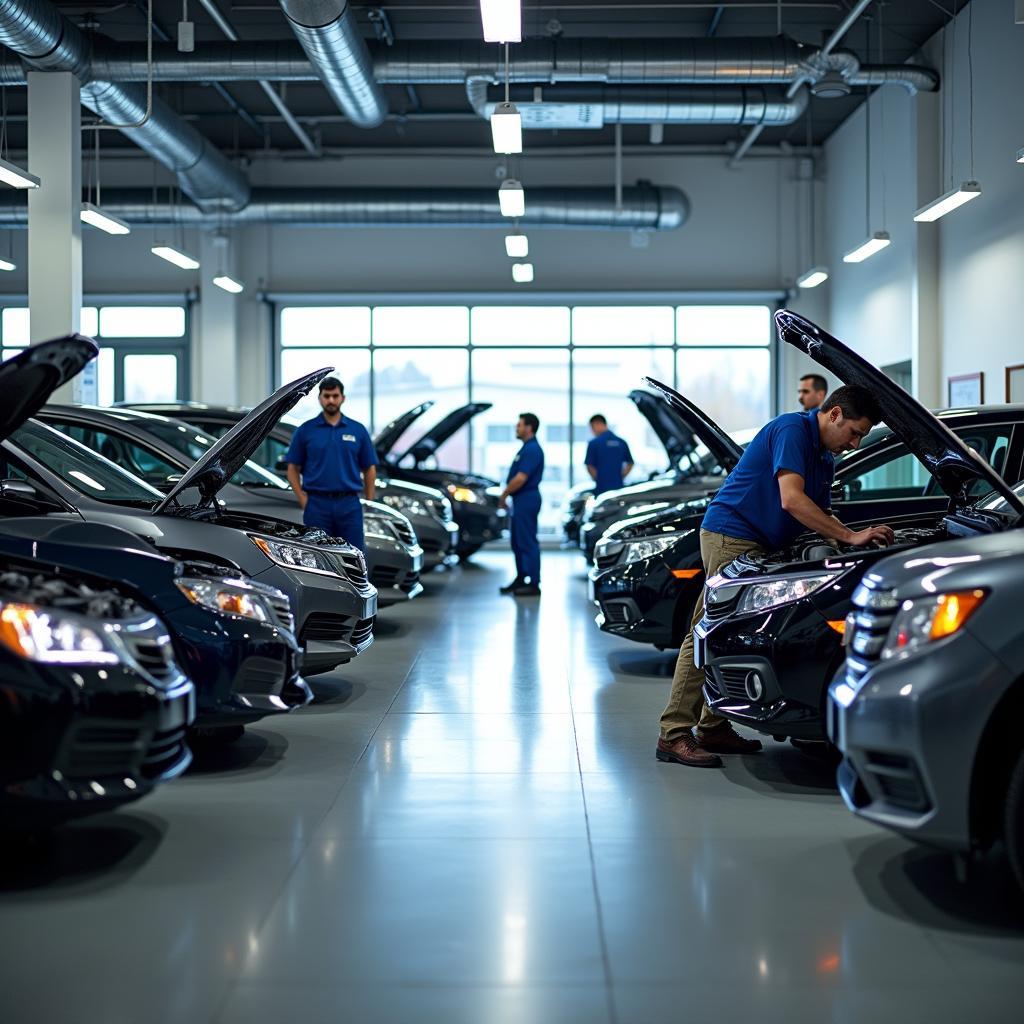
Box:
left=278, top=0, right=387, bottom=127
left=0, top=0, right=249, bottom=211
left=467, top=79, right=809, bottom=129
left=0, top=185, right=689, bottom=230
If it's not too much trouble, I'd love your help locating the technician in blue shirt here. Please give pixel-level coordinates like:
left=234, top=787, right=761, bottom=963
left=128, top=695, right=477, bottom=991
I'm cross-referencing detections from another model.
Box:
left=284, top=376, right=377, bottom=552
left=498, top=412, right=544, bottom=597
left=657, top=385, right=895, bottom=770
left=584, top=414, right=634, bottom=495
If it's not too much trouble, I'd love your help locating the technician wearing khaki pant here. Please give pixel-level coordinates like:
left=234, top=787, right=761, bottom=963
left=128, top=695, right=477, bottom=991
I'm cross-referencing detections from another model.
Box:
left=655, top=386, right=895, bottom=769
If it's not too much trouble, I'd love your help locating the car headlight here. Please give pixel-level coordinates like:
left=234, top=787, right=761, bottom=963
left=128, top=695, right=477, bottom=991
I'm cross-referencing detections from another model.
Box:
left=381, top=494, right=428, bottom=518
left=622, top=532, right=688, bottom=564
left=249, top=535, right=338, bottom=576
left=0, top=601, right=121, bottom=665
left=594, top=538, right=625, bottom=563
left=880, top=590, right=986, bottom=661
left=364, top=516, right=395, bottom=541
left=448, top=485, right=480, bottom=504
left=175, top=577, right=272, bottom=623
left=736, top=573, right=838, bottom=614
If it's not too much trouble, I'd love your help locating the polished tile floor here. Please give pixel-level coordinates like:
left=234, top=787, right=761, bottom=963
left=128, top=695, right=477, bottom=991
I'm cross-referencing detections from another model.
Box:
left=2, top=550, right=1022, bottom=1023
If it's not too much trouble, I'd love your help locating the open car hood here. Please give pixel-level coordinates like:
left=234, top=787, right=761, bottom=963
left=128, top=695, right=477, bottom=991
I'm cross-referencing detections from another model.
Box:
left=775, top=309, right=1024, bottom=515
left=0, top=335, right=98, bottom=442
left=635, top=382, right=744, bottom=472
left=399, top=402, right=492, bottom=464
left=374, top=401, right=434, bottom=458
left=155, top=366, right=332, bottom=513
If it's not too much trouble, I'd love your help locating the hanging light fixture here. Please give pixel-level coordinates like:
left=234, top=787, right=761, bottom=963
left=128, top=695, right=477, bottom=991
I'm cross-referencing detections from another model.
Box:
left=0, top=256, right=15, bottom=272
left=505, top=231, right=529, bottom=258
left=511, top=262, right=534, bottom=283
left=843, top=231, right=891, bottom=263
left=796, top=267, right=829, bottom=289
left=479, top=0, right=521, bottom=43
left=498, top=179, right=525, bottom=217
left=151, top=244, right=200, bottom=270
left=491, top=43, right=522, bottom=154
left=1016, top=147, right=1024, bottom=164
left=80, top=130, right=130, bottom=235
left=0, top=157, right=39, bottom=190
left=210, top=231, right=244, bottom=293
left=914, top=181, right=981, bottom=222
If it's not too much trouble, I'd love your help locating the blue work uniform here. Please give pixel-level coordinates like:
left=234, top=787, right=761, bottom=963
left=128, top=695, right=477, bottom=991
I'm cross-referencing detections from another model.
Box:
left=702, top=410, right=835, bottom=551
left=584, top=430, right=634, bottom=495
left=507, top=436, right=544, bottom=584
left=285, top=412, right=377, bottom=552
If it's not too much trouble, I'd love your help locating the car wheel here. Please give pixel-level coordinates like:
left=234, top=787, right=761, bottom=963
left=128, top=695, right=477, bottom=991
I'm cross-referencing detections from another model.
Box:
left=1004, top=746, right=1024, bottom=894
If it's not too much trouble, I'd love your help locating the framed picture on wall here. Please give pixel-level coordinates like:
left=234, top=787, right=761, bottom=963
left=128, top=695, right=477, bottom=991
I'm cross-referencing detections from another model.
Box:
left=1006, top=364, right=1024, bottom=403
left=947, top=372, right=984, bottom=407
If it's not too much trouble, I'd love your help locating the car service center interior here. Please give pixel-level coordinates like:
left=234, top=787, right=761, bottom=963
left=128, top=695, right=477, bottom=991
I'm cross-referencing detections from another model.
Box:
left=0, top=2, right=1022, bottom=1022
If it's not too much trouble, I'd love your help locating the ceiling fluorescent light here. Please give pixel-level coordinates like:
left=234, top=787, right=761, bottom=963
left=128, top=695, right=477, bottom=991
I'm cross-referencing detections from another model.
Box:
left=498, top=179, right=525, bottom=217
left=913, top=181, right=981, bottom=223
left=505, top=233, right=529, bottom=258
left=512, top=262, right=534, bottom=283
left=796, top=266, right=829, bottom=289
left=80, top=202, right=131, bottom=236
left=0, top=257, right=15, bottom=272
left=0, top=157, right=40, bottom=189
left=491, top=101, right=523, bottom=154
left=1017, top=147, right=1024, bottom=164
left=212, top=274, right=244, bottom=294
left=842, top=231, right=891, bottom=264
left=151, top=244, right=200, bottom=270
left=480, top=0, right=521, bottom=43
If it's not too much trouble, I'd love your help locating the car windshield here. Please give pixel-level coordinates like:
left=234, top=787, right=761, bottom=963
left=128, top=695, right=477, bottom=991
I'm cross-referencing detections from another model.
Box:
left=977, top=479, right=1024, bottom=515
left=11, top=420, right=163, bottom=505
left=132, top=417, right=289, bottom=489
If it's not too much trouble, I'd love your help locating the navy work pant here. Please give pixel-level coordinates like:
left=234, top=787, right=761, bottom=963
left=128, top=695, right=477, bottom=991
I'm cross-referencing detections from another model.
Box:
left=510, top=490, right=541, bottom=584
left=304, top=493, right=365, bottom=552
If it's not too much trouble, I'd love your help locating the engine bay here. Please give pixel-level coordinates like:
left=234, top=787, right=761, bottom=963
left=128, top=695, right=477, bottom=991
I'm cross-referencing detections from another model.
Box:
left=0, top=564, right=145, bottom=619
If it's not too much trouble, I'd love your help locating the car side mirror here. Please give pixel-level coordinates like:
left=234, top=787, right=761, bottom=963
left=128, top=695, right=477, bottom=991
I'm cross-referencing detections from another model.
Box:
left=0, top=478, right=37, bottom=499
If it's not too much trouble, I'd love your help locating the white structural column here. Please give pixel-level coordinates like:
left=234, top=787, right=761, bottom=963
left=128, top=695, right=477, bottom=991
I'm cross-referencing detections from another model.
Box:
left=911, top=89, right=941, bottom=409
left=194, top=231, right=240, bottom=403
left=27, top=72, right=89, bottom=401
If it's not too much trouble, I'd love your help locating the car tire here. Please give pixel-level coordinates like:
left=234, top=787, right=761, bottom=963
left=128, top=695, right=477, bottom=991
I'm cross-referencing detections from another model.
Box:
left=1004, top=745, right=1024, bottom=894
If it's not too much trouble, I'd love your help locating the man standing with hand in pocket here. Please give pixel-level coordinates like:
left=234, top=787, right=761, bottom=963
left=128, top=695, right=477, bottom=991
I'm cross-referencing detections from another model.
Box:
left=285, top=376, right=377, bottom=552
left=498, top=412, right=544, bottom=598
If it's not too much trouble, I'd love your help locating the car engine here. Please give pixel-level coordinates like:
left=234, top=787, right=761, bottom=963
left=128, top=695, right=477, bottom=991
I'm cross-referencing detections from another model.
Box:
left=0, top=565, right=144, bottom=619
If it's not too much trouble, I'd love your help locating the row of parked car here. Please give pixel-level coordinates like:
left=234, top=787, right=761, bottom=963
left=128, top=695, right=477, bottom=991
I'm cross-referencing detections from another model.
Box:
left=575, top=310, right=1024, bottom=893
left=1, top=338, right=508, bottom=832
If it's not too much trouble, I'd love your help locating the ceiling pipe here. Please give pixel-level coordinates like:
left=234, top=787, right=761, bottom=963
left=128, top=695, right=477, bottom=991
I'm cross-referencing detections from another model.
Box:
left=0, top=185, right=690, bottom=230
left=467, top=79, right=809, bottom=129
left=0, top=0, right=249, bottom=210
left=278, top=0, right=387, bottom=128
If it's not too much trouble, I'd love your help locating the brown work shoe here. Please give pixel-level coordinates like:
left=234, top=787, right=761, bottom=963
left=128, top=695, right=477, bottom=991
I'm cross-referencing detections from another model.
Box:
left=656, top=733, right=723, bottom=768
left=696, top=722, right=763, bottom=754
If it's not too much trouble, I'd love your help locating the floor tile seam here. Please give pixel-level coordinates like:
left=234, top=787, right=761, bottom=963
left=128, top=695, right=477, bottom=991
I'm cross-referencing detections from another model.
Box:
left=567, top=652, right=620, bottom=1024
left=208, top=648, right=427, bottom=1023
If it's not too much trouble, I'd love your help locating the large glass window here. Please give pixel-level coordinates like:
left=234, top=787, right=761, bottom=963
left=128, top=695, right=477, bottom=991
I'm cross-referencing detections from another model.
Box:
left=277, top=301, right=774, bottom=535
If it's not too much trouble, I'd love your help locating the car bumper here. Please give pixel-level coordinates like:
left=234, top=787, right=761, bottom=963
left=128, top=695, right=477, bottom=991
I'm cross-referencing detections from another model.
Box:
left=696, top=602, right=844, bottom=740
left=253, top=564, right=377, bottom=675
left=454, top=503, right=507, bottom=552
left=370, top=542, right=424, bottom=606
left=0, top=669, right=194, bottom=827
left=826, top=630, right=1000, bottom=852
left=420, top=520, right=461, bottom=569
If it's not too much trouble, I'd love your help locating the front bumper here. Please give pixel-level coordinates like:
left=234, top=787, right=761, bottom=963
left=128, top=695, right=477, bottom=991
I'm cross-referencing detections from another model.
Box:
left=697, top=600, right=844, bottom=740
left=419, top=519, right=460, bottom=569
left=254, top=563, right=377, bottom=675
left=369, top=540, right=424, bottom=606
left=454, top=502, right=507, bottom=553
left=827, top=629, right=1001, bottom=852
left=0, top=664, right=194, bottom=828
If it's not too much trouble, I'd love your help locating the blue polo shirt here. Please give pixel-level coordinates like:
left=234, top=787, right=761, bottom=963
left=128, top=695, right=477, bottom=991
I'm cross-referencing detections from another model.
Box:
left=508, top=437, right=544, bottom=494
left=285, top=413, right=377, bottom=494
left=702, top=411, right=835, bottom=550
left=585, top=430, right=634, bottom=495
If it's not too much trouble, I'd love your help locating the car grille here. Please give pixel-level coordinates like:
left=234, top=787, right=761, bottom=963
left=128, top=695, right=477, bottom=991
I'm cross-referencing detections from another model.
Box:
left=420, top=537, right=443, bottom=554
left=333, top=549, right=369, bottom=588
left=350, top=617, right=374, bottom=646
left=427, top=498, right=454, bottom=523
left=124, top=634, right=178, bottom=683
left=703, top=586, right=741, bottom=622
left=604, top=602, right=632, bottom=625
left=862, top=750, right=931, bottom=812
left=265, top=591, right=295, bottom=634
left=711, top=666, right=753, bottom=700
left=57, top=720, right=186, bottom=780
left=301, top=612, right=353, bottom=644
left=390, top=518, right=417, bottom=547
left=845, top=584, right=900, bottom=686
left=371, top=566, right=399, bottom=589
left=141, top=725, right=188, bottom=778
left=400, top=571, right=420, bottom=594
left=595, top=551, right=621, bottom=571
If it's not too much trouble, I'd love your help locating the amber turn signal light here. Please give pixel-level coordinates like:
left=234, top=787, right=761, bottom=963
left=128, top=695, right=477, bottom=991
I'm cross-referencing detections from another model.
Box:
left=826, top=619, right=846, bottom=635
left=671, top=569, right=702, bottom=580
left=929, top=590, right=985, bottom=640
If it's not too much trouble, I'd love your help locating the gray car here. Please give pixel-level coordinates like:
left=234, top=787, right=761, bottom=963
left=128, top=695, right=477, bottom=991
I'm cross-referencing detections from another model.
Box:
left=828, top=490, right=1024, bottom=891
left=0, top=344, right=376, bottom=676
left=38, top=406, right=425, bottom=606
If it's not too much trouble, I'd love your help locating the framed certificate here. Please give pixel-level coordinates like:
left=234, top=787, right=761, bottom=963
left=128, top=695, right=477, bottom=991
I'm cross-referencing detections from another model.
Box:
left=947, top=372, right=984, bottom=407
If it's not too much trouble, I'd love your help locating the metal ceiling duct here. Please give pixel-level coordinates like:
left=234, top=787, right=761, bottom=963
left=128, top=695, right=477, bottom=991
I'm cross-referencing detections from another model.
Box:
left=0, top=185, right=690, bottom=230
left=467, top=80, right=809, bottom=129
left=0, top=0, right=249, bottom=211
left=278, top=0, right=387, bottom=127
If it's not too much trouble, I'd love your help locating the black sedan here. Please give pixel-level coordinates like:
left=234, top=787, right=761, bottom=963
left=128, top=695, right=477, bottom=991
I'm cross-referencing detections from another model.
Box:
left=695, top=310, right=1024, bottom=743
left=0, top=551, right=194, bottom=829
left=590, top=392, right=1024, bottom=651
